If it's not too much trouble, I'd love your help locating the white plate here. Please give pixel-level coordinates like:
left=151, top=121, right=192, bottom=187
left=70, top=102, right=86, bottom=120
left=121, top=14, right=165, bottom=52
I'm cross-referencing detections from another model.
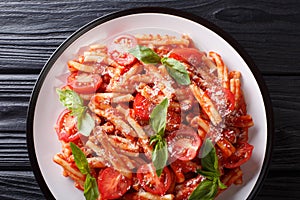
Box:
left=27, top=7, right=273, bottom=200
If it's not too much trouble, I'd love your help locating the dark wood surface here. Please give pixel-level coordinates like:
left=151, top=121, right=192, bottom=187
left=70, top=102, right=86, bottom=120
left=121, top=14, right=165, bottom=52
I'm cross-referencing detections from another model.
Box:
left=0, top=0, right=299, bottom=199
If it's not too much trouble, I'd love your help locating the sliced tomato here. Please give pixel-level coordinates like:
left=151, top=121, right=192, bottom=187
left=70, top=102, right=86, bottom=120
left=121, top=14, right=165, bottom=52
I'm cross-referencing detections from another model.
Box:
left=169, top=48, right=205, bottom=67
left=55, top=109, right=80, bottom=143
left=223, top=88, right=235, bottom=111
left=98, top=167, right=132, bottom=199
left=224, top=142, right=254, bottom=169
left=205, top=87, right=235, bottom=114
left=167, top=127, right=202, bottom=161
left=133, top=93, right=154, bottom=121
left=137, top=164, right=172, bottom=195
left=133, top=94, right=181, bottom=129
left=108, top=34, right=137, bottom=66
left=67, top=72, right=102, bottom=94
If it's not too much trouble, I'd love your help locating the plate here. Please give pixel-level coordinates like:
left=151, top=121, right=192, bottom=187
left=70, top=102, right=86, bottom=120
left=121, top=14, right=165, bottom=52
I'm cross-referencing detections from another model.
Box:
left=27, top=7, right=273, bottom=200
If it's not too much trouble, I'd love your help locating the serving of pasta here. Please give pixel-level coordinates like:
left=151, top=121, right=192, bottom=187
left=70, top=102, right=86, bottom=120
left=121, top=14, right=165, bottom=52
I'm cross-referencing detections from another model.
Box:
left=53, top=33, right=254, bottom=200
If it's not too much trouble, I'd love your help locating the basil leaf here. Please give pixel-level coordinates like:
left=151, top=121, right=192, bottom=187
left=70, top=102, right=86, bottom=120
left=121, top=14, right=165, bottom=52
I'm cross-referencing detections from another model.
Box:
left=129, top=45, right=161, bottom=64
left=197, top=169, right=218, bottom=178
left=57, top=88, right=94, bottom=137
left=152, top=139, right=168, bottom=177
left=218, top=179, right=227, bottom=190
left=166, top=65, right=191, bottom=85
left=149, top=98, right=169, bottom=176
left=70, top=142, right=99, bottom=200
left=162, top=57, right=188, bottom=73
left=84, top=174, right=99, bottom=200
left=161, top=57, right=191, bottom=85
left=56, top=88, right=83, bottom=110
left=79, top=112, right=95, bottom=137
left=71, top=105, right=86, bottom=118
left=150, top=134, right=162, bottom=145
left=191, top=139, right=227, bottom=199
left=73, top=106, right=86, bottom=129
left=150, top=98, right=169, bottom=134
left=70, top=142, right=90, bottom=175
left=201, top=139, right=219, bottom=174
left=189, top=179, right=218, bottom=200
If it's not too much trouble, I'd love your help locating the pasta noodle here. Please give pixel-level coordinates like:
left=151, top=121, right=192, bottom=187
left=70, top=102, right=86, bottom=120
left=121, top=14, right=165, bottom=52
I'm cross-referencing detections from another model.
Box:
left=53, top=33, right=254, bottom=200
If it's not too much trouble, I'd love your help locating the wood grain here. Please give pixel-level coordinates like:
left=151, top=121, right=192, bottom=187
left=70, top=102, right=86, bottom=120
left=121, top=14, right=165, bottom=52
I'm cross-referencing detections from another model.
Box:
left=0, top=0, right=299, bottom=199
left=0, top=171, right=44, bottom=200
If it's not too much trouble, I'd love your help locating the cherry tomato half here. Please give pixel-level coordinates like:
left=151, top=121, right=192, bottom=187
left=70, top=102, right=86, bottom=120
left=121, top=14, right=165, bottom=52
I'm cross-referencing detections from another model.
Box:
left=55, top=109, right=80, bottom=143
left=98, top=167, right=132, bottom=199
left=169, top=48, right=205, bottom=67
left=205, top=87, right=235, bottom=114
left=67, top=72, right=102, bottom=94
left=108, top=34, right=137, bottom=66
left=223, top=88, right=235, bottom=111
left=167, top=127, right=202, bottom=161
left=133, top=93, right=154, bottom=121
left=224, top=142, right=254, bottom=169
left=137, top=164, right=172, bottom=196
left=133, top=94, right=181, bottom=130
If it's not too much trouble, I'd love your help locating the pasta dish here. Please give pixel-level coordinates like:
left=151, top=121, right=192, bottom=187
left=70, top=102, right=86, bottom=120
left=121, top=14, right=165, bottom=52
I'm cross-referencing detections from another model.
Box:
left=53, top=33, right=254, bottom=200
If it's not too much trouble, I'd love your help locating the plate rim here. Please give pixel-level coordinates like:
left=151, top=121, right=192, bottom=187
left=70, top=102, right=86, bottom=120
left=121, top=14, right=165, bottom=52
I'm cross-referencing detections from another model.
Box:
left=26, top=6, right=274, bottom=200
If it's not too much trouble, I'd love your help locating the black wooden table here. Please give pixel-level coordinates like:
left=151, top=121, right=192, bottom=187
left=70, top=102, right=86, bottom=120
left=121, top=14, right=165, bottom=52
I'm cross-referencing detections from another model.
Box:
left=0, top=0, right=299, bottom=199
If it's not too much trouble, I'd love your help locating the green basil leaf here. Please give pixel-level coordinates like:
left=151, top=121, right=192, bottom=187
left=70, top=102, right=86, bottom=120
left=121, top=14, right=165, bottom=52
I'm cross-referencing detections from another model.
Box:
left=197, top=169, right=218, bottom=179
left=192, top=140, right=227, bottom=199
left=70, top=142, right=90, bottom=175
left=161, top=57, right=191, bottom=85
left=129, top=45, right=161, bottom=64
left=201, top=139, right=219, bottom=174
left=209, top=178, right=219, bottom=198
left=150, top=134, right=162, bottom=145
left=84, top=174, right=99, bottom=200
left=79, top=112, right=95, bottom=137
left=73, top=106, right=86, bottom=129
left=152, top=139, right=168, bottom=177
left=57, top=89, right=94, bottom=137
left=150, top=98, right=169, bottom=134
left=70, top=142, right=99, bottom=200
left=72, top=105, right=86, bottom=118
left=165, top=65, right=191, bottom=85
left=56, top=88, right=83, bottom=111
left=162, top=57, right=188, bottom=73
left=218, top=179, right=227, bottom=190
left=149, top=98, right=169, bottom=176
left=189, top=179, right=218, bottom=200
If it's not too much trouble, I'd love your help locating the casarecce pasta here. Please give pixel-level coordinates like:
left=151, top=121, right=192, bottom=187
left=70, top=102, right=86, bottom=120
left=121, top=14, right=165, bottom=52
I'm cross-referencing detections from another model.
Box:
left=53, top=33, right=254, bottom=200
